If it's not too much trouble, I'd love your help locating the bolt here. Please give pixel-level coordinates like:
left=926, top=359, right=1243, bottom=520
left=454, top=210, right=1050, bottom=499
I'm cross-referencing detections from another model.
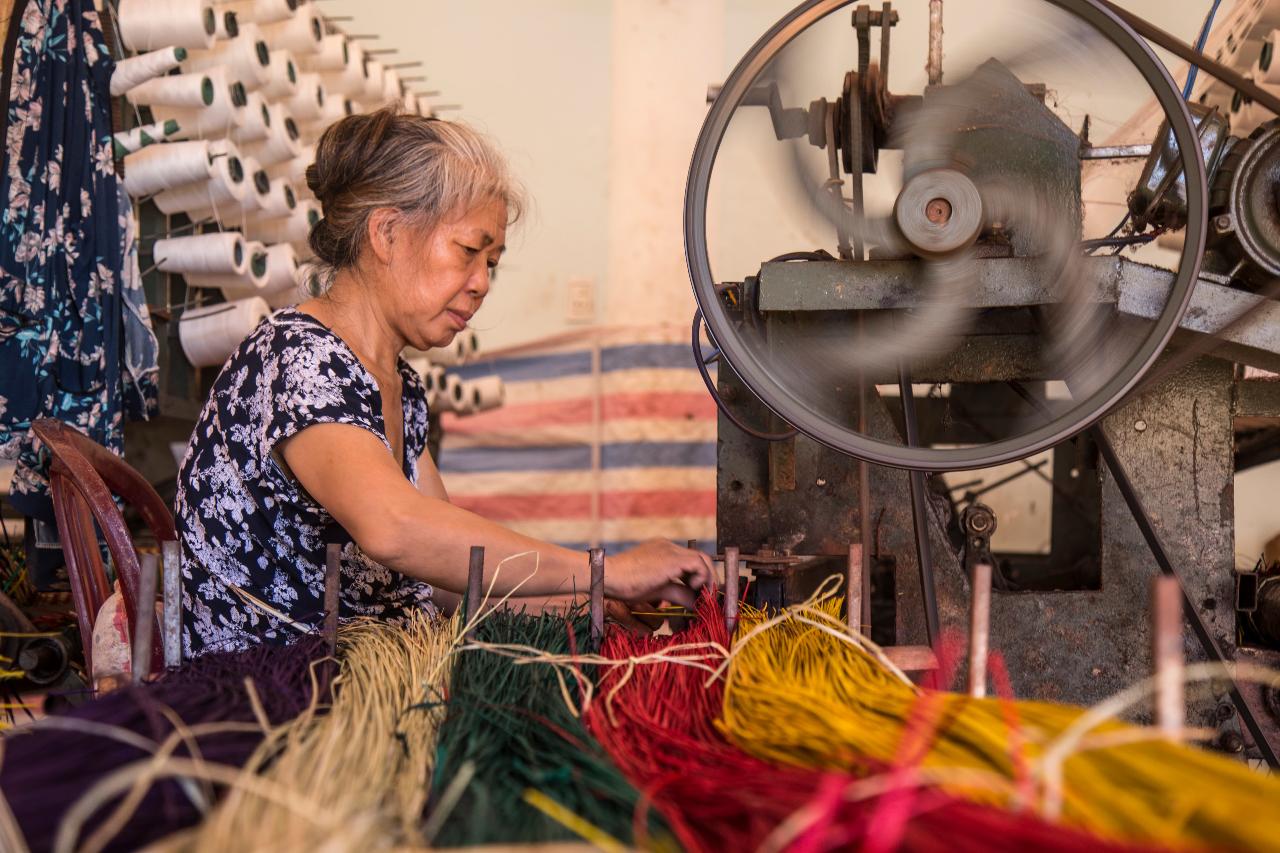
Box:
left=1217, top=731, right=1245, bottom=754
left=925, top=197, right=952, bottom=225
left=1213, top=214, right=1234, bottom=234
left=1216, top=702, right=1236, bottom=722
left=1134, top=419, right=1147, bottom=432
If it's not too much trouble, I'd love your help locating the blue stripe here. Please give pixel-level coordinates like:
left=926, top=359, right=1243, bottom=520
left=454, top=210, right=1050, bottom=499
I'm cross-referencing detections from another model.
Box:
left=556, top=541, right=715, bottom=554
left=438, top=441, right=717, bottom=474
left=450, top=351, right=591, bottom=383
left=451, top=343, right=695, bottom=383
left=600, top=343, right=695, bottom=372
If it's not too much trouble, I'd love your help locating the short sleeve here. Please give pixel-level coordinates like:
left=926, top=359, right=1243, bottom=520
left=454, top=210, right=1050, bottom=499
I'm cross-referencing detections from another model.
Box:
left=400, top=359, right=430, bottom=464
left=261, top=325, right=389, bottom=478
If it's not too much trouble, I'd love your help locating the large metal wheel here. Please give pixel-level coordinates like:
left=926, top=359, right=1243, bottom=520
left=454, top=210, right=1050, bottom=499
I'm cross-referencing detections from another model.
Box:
left=685, top=0, right=1207, bottom=472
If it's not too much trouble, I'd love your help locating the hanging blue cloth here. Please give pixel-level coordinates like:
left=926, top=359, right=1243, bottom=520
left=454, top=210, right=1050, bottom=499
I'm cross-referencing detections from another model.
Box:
left=0, top=0, right=146, bottom=523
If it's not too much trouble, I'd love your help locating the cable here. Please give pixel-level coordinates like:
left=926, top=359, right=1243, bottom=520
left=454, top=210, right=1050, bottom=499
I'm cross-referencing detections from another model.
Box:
left=691, top=309, right=798, bottom=442
left=1182, top=0, right=1224, bottom=99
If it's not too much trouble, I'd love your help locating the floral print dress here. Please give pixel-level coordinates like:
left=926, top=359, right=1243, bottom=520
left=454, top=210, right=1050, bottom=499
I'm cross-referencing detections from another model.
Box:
left=0, top=0, right=158, bottom=522
left=175, top=308, right=436, bottom=657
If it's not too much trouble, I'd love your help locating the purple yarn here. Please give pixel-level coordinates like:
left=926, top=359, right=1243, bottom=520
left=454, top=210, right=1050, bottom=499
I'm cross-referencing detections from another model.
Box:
left=0, top=636, right=332, bottom=852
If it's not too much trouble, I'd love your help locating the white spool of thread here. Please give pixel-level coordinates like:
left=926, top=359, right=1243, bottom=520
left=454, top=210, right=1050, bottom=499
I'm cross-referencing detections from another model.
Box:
left=153, top=152, right=249, bottom=215
left=259, top=50, right=299, bottom=100
left=260, top=5, right=323, bottom=55
left=117, top=0, right=216, bottom=51
left=183, top=250, right=268, bottom=297
left=260, top=243, right=300, bottom=293
left=1253, top=31, right=1280, bottom=86
left=319, top=41, right=365, bottom=97
left=155, top=232, right=249, bottom=276
left=381, top=68, right=402, bottom=104
left=111, top=47, right=188, bottom=97
left=300, top=34, right=349, bottom=73
left=123, top=139, right=221, bottom=197
left=463, top=376, right=505, bottom=413
left=462, top=329, right=481, bottom=361
left=401, top=90, right=419, bottom=116
left=258, top=178, right=297, bottom=218
left=235, top=157, right=271, bottom=212
left=179, top=297, right=270, bottom=368
left=240, top=112, right=302, bottom=167
left=243, top=201, right=318, bottom=244
left=229, top=93, right=272, bottom=143
left=360, top=59, right=385, bottom=103
left=112, top=119, right=183, bottom=157
left=182, top=25, right=271, bottom=92
left=153, top=75, right=249, bottom=139
left=427, top=335, right=468, bottom=368
left=306, top=92, right=350, bottom=132
left=124, top=71, right=215, bottom=109
left=265, top=143, right=315, bottom=188
left=219, top=0, right=298, bottom=24
left=213, top=7, right=239, bottom=39
left=286, top=73, right=326, bottom=122
left=436, top=373, right=467, bottom=414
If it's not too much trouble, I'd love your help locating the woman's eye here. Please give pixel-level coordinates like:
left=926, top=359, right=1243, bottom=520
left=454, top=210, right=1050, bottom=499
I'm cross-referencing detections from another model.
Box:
left=460, top=244, right=480, bottom=255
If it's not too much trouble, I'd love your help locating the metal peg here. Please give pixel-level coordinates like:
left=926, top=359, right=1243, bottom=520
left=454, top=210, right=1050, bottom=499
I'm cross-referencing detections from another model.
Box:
left=724, top=546, right=740, bottom=638
left=132, top=553, right=158, bottom=684
left=1153, top=574, right=1184, bottom=739
left=465, top=545, right=485, bottom=640
left=967, top=561, right=992, bottom=698
left=324, top=544, right=341, bottom=655
left=589, top=548, right=605, bottom=646
left=161, top=540, right=181, bottom=668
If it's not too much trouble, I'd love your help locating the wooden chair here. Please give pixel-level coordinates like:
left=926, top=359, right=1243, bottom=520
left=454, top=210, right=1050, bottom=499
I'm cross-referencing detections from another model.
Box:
left=31, top=418, right=172, bottom=678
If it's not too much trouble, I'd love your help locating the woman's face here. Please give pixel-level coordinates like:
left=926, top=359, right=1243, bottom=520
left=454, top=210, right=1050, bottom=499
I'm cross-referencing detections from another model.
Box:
left=380, top=197, right=508, bottom=350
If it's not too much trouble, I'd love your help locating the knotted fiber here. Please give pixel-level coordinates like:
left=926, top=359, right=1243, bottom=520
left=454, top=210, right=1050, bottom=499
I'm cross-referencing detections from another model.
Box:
left=586, top=593, right=1156, bottom=853
left=0, top=636, right=332, bottom=853
left=721, top=599, right=1280, bottom=852
left=430, top=608, right=672, bottom=848
left=171, top=612, right=458, bottom=851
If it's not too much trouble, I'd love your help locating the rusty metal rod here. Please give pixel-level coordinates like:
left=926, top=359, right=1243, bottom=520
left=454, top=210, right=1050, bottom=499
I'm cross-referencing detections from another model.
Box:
left=324, top=544, right=341, bottom=655
left=967, top=561, right=992, bottom=698
left=465, top=545, right=484, bottom=640
left=1153, top=574, right=1184, bottom=740
left=161, top=540, right=181, bottom=669
left=927, top=0, right=943, bottom=86
left=132, top=553, right=158, bottom=684
left=589, top=548, right=605, bottom=646
left=724, top=546, right=741, bottom=638
left=898, top=366, right=941, bottom=649
left=1098, top=0, right=1280, bottom=118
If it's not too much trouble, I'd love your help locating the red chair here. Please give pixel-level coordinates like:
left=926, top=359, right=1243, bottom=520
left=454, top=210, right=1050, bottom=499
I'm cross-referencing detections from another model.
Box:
left=31, top=418, right=172, bottom=678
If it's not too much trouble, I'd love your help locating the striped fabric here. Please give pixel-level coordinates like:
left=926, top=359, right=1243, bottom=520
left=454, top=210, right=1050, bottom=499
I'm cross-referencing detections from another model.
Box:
left=438, top=325, right=716, bottom=553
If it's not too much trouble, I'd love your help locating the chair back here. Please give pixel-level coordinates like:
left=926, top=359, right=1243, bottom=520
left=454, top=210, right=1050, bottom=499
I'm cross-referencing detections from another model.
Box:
left=30, top=419, right=172, bottom=677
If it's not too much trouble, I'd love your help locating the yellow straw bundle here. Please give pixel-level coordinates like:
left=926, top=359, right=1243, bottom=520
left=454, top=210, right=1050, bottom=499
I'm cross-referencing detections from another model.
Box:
left=719, top=599, right=1280, bottom=852
left=174, top=611, right=458, bottom=852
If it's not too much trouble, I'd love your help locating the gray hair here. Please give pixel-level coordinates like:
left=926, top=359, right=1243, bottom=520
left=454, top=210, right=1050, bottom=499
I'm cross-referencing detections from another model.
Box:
left=305, top=105, right=523, bottom=279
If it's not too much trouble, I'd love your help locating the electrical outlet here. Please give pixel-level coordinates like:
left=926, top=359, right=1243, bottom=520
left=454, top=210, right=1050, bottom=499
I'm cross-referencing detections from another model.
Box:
left=566, top=276, right=595, bottom=324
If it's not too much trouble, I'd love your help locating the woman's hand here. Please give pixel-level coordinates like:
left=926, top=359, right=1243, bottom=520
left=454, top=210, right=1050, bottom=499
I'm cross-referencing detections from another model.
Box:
left=604, top=539, right=713, bottom=609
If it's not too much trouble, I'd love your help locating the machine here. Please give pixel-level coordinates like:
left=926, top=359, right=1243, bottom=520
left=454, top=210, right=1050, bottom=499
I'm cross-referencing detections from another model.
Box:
left=688, top=0, right=1280, bottom=763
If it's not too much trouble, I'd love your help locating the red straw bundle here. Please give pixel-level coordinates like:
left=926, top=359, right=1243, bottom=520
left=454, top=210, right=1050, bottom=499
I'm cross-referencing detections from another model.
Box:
left=586, top=594, right=1158, bottom=853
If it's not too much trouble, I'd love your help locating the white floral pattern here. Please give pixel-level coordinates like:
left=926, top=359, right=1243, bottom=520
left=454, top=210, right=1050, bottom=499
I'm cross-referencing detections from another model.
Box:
left=175, top=308, right=435, bottom=657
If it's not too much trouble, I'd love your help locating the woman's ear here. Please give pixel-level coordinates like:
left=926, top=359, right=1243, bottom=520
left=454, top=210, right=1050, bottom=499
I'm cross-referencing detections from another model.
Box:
left=365, top=208, right=400, bottom=265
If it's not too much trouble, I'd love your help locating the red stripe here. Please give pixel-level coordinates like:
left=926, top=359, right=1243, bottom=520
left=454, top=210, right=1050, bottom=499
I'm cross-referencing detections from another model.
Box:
left=441, top=392, right=715, bottom=433
left=451, top=489, right=716, bottom=522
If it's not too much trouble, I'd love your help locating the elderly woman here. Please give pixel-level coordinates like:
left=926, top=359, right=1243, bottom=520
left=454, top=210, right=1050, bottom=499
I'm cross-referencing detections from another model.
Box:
left=175, top=107, right=710, bottom=656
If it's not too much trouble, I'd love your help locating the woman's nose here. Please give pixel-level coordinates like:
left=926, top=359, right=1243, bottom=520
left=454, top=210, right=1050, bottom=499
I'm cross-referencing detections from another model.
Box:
left=469, top=267, right=491, bottom=298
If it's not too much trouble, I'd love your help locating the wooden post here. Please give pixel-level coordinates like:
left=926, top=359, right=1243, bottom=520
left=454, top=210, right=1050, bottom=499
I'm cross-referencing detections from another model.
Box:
left=161, top=540, right=181, bottom=668
left=723, top=546, right=740, bottom=638
left=847, top=543, right=863, bottom=635
left=132, top=553, right=158, bottom=683
left=465, top=545, right=485, bottom=640
left=967, top=561, right=992, bottom=698
left=1154, top=574, right=1185, bottom=739
left=324, top=543, right=341, bottom=655
left=589, top=548, right=605, bottom=646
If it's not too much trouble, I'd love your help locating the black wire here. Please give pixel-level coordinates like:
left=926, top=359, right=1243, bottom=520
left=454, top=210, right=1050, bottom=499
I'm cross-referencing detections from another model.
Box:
left=1080, top=232, right=1159, bottom=252
left=691, top=309, right=798, bottom=442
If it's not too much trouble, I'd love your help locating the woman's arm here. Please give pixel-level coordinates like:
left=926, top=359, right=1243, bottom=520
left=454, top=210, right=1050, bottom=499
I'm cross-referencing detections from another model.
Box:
left=279, top=423, right=711, bottom=604
left=416, top=448, right=450, bottom=501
